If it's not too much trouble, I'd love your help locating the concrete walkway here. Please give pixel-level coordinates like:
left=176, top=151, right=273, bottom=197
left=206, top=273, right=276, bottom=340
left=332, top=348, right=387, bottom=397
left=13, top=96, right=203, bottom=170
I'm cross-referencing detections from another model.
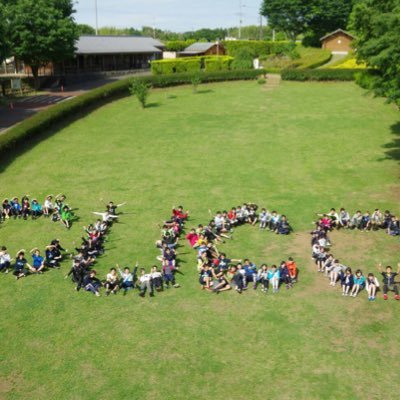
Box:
left=0, top=71, right=150, bottom=133
left=263, top=73, right=282, bottom=90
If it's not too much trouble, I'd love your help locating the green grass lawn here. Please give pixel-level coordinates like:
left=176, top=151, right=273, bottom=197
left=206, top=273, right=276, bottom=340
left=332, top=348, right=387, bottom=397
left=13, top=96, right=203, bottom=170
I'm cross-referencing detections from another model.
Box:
left=0, top=80, right=399, bottom=399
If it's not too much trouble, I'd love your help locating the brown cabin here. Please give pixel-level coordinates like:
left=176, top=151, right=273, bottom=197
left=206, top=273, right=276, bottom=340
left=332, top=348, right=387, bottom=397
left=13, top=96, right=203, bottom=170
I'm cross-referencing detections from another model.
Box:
left=179, top=42, right=226, bottom=57
left=320, top=29, right=355, bottom=54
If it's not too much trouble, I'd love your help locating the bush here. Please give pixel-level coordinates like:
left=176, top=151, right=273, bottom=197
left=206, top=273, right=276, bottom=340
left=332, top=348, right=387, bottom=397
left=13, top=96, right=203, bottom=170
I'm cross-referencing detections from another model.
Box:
left=281, top=68, right=366, bottom=81
left=257, top=78, right=266, bottom=85
left=355, top=70, right=381, bottom=90
left=129, top=80, right=151, bottom=108
left=0, top=69, right=266, bottom=155
left=151, top=56, right=233, bottom=75
left=231, top=48, right=254, bottom=70
left=222, top=40, right=293, bottom=58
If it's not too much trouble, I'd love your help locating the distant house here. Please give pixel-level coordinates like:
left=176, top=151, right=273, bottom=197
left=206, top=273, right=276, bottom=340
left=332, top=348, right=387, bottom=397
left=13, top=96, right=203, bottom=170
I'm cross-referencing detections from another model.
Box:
left=179, top=42, right=226, bottom=57
left=320, top=29, right=355, bottom=54
left=56, top=35, right=165, bottom=74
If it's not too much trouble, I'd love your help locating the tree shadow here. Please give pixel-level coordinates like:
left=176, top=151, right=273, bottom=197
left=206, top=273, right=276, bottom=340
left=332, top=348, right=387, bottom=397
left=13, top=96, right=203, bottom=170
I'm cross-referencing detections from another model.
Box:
left=145, top=102, right=161, bottom=108
left=381, top=122, right=400, bottom=162
left=195, top=89, right=214, bottom=94
left=0, top=93, right=126, bottom=174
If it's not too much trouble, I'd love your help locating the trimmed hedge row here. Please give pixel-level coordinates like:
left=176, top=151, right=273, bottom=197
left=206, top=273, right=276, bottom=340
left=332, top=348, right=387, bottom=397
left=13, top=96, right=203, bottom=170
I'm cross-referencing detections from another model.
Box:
left=151, top=56, right=234, bottom=75
left=0, top=69, right=265, bottom=154
left=222, top=40, right=294, bottom=57
left=281, top=68, right=367, bottom=82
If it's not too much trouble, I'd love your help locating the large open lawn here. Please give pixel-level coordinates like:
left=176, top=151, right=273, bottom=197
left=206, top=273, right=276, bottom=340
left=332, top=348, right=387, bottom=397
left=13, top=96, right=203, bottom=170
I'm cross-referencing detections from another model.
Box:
left=0, top=80, right=399, bottom=399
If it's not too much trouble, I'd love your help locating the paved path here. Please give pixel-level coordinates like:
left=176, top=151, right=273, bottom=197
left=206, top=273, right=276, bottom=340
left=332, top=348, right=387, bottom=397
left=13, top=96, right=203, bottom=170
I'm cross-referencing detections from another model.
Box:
left=264, top=73, right=282, bottom=90
left=0, top=71, right=150, bottom=133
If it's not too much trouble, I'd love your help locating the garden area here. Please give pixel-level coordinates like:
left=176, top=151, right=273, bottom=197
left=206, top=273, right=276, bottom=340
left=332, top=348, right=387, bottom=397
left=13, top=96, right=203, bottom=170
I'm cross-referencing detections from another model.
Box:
left=0, top=78, right=399, bottom=399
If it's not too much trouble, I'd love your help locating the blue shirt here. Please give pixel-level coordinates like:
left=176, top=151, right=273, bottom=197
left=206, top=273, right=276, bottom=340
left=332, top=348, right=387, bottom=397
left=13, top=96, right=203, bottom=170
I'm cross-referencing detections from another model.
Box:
left=32, top=255, right=44, bottom=268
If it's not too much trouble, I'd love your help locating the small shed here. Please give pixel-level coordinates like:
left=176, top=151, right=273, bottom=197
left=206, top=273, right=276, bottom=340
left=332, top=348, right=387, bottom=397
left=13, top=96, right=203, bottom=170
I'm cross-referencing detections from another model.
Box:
left=179, top=42, right=226, bottom=57
left=320, top=29, right=355, bottom=54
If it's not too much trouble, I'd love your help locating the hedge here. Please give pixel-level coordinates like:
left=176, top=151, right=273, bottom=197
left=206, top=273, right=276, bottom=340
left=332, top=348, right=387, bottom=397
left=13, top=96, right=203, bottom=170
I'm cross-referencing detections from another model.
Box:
left=151, top=56, right=234, bottom=75
left=0, top=69, right=266, bottom=154
left=222, top=40, right=294, bottom=58
left=281, top=68, right=367, bottom=82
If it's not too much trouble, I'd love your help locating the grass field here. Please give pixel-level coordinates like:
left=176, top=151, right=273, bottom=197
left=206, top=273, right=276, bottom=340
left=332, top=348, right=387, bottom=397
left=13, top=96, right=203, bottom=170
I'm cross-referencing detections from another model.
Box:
left=0, top=80, right=399, bottom=400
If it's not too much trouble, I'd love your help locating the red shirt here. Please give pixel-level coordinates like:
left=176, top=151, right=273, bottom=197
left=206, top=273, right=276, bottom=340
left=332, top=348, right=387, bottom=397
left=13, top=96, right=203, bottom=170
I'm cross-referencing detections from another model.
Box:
left=186, top=232, right=198, bottom=247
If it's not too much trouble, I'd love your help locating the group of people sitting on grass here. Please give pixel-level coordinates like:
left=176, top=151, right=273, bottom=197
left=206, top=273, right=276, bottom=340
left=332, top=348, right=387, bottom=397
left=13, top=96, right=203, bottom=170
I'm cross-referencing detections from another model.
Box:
left=311, top=217, right=400, bottom=301
left=315, top=208, right=399, bottom=236
left=185, top=205, right=297, bottom=294
left=1, top=194, right=75, bottom=229
left=64, top=201, right=126, bottom=296
left=0, top=239, right=66, bottom=279
left=207, top=203, right=292, bottom=235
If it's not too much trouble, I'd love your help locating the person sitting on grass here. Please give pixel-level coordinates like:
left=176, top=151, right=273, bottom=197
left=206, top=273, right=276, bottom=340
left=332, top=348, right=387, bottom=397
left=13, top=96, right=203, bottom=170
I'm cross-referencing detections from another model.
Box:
left=118, top=265, right=135, bottom=294
left=279, top=261, right=293, bottom=289
left=163, top=259, right=179, bottom=289
left=83, top=269, right=101, bottom=297
left=31, top=199, right=42, bottom=219
left=65, top=259, right=87, bottom=291
left=350, top=269, right=365, bottom=297
left=199, top=264, right=213, bottom=291
left=349, top=211, right=363, bottom=230
left=186, top=228, right=199, bottom=248
left=242, top=259, right=257, bottom=289
left=276, top=215, right=292, bottom=235
left=28, top=249, right=45, bottom=274
left=338, top=208, right=350, bottom=228
left=106, top=201, right=126, bottom=215
left=329, top=259, right=345, bottom=287
left=61, top=205, right=73, bottom=229
left=269, top=211, right=280, bottom=231
left=2, top=199, right=12, bottom=220
left=370, top=209, right=383, bottom=231
left=212, top=270, right=231, bottom=294
left=104, top=267, right=120, bottom=296
left=361, top=211, right=372, bottom=231
left=138, top=268, right=154, bottom=298
left=257, top=264, right=269, bottom=292
left=286, top=257, right=298, bottom=282
left=365, top=273, right=380, bottom=301
left=0, top=246, right=12, bottom=274
left=259, top=208, right=271, bottom=230
left=21, top=196, right=31, bottom=220
left=151, top=266, right=164, bottom=292
left=341, top=267, right=354, bottom=296
left=229, top=265, right=245, bottom=294
left=13, top=250, right=30, bottom=280
left=11, top=197, right=22, bottom=219
left=268, top=265, right=280, bottom=293
left=387, top=216, right=400, bottom=236
left=43, top=195, right=54, bottom=217
left=377, top=263, right=400, bottom=300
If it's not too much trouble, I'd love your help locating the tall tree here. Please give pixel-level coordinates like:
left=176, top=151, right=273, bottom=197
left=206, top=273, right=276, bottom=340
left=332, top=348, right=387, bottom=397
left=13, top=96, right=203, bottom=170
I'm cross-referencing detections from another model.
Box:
left=351, top=0, right=400, bottom=104
left=304, top=0, right=354, bottom=46
left=7, top=0, right=78, bottom=87
left=0, top=2, right=10, bottom=63
left=260, top=0, right=312, bottom=41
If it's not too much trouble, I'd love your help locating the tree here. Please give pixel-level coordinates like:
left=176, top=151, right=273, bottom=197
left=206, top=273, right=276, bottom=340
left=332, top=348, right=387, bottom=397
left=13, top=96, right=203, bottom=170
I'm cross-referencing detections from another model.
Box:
left=260, top=0, right=354, bottom=45
left=351, top=0, right=400, bottom=105
left=260, top=0, right=312, bottom=41
left=77, top=24, right=96, bottom=35
left=7, top=0, right=78, bottom=88
left=130, top=80, right=151, bottom=109
left=303, top=0, right=354, bottom=46
left=0, top=2, right=10, bottom=63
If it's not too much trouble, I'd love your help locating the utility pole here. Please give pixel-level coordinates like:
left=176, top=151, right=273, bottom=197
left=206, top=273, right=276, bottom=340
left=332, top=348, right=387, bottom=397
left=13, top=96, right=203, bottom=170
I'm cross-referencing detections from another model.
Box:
left=238, top=0, right=244, bottom=40
left=259, top=14, right=263, bottom=40
left=95, top=0, right=99, bottom=35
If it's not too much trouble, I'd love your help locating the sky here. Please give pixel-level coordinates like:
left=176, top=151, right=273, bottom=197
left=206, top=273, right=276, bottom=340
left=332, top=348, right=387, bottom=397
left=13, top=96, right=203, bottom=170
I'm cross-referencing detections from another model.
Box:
left=74, top=0, right=264, bottom=32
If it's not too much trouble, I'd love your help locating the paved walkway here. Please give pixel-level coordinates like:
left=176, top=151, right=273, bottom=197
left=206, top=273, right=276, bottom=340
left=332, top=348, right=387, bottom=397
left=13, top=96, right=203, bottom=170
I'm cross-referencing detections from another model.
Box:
left=0, top=71, right=150, bottom=132
left=263, top=73, right=282, bottom=90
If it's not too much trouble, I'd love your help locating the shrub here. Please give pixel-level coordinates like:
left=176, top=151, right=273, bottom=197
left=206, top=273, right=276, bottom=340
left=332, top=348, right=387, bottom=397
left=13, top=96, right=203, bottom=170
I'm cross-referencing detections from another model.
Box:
left=0, top=69, right=266, bottom=155
left=281, top=68, right=366, bottom=81
left=222, top=40, right=293, bottom=58
left=355, top=70, right=381, bottom=90
left=129, top=79, right=151, bottom=108
left=191, top=74, right=202, bottom=93
left=257, top=78, right=266, bottom=85
left=231, top=48, right=254, bottom=70
left=204, top=56, right=233, bottom=72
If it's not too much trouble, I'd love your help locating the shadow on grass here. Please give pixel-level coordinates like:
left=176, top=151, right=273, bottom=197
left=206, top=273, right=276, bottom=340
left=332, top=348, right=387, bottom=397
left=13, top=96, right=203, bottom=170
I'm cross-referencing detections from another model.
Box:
left=381, top=122, right=400, bottom=163
left=145, top=102, right=161, bottom=108
left=195, top=89, right=214, bottom=94
left=0, top=94, right=126, bottom=174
